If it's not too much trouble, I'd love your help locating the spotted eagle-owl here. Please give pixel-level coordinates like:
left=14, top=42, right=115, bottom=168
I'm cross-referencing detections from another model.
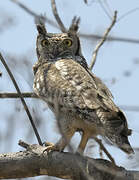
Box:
left=33, top=20, right=134, bottom=155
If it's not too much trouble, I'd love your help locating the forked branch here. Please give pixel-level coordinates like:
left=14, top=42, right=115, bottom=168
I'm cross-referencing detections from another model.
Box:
left=90, top=11, right=117, bottom=70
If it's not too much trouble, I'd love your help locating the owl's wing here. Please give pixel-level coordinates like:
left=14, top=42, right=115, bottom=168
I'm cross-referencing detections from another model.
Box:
left=40, top=59, right=118, bottom=113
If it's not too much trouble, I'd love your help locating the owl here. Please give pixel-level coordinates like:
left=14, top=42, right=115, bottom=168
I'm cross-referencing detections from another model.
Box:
left=33, top=20, right=134, bottom=155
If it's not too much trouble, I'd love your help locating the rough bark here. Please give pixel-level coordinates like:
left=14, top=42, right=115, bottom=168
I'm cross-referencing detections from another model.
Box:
left=0, top=141, right=138, bottom=180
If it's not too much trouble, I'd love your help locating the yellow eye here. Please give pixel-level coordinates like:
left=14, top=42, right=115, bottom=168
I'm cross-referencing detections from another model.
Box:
left=63, top=39, right=72, bottom=47
left=41, top=39, right=49, bottom=47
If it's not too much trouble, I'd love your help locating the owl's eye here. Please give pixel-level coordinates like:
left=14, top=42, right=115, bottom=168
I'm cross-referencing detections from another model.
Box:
left=41, top=39, right=49, bottom=47
left=63, top=39, right=72, bottom=47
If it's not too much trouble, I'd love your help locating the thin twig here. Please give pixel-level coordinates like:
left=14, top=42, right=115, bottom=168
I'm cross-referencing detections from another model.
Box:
left=18, top=140, right=30, bottom=149
left=98, top=0, right=112, bottom=20
left=117, top=7, right=139, bottom=22
left=90, top=11, right=117, bottom=70
left=0, top=92, right=37, bottom=98
left=51, top=0, right=66, bottom=32
left=94, top=137, right=116, bottom=166
left=0, top=53, right=42, bottom=146
left=81, top=33, right=139, bottom=44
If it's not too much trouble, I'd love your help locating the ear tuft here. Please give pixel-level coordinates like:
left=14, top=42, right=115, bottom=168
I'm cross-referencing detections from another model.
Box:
left=68, top=16, right=80, bottom=33
left=35, top=15, right=47, bottom=35
left=36, top=24, right=47, bottom=35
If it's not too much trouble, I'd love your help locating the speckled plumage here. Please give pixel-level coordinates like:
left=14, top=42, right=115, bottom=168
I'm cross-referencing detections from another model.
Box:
left=33, top=21, right=134, bottom=154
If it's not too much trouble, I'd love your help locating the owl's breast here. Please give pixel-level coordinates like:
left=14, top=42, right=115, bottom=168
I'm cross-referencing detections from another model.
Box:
left=33, top=61, right=74, bottom=108
left=33, top=63, right=52, bottom=100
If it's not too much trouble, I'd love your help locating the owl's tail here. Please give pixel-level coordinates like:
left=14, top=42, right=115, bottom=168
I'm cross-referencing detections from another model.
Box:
left=98, top=109, right=134, bottom=154
left=117, top=133, right=134, bottom=154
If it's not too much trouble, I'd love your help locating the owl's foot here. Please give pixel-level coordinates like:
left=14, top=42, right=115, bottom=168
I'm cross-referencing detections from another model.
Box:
left=43, top=142, right=61, bottom=153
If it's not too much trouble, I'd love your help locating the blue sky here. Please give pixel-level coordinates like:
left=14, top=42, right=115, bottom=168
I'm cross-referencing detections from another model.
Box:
left=0, top=0, right=139, bottom=171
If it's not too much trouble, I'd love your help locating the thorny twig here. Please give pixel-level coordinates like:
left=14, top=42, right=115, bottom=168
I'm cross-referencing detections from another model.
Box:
left=51, top=0, right=66, bottom=32
left=0, top=53, right=43, bottom=146
left=90, top=11, right=117, bottom=70
left=94, top=137, right=116, bottom=165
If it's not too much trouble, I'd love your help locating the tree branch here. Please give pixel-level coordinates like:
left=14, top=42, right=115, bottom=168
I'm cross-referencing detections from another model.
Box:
left=90, top=11, right=117, bottom=70
left=94, top=137, right=116, bottom=165
left=0, top=140, right=138, bottom=180
left=0, top=92, right=37, bottom=98
left=0, top=53, right=42, bottom=146
left=80, top=33, right=139, bottom=44
left=51, top=0, right=66, bottom=32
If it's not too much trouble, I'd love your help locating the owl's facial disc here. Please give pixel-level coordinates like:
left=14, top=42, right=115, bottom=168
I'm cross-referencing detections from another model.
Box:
left=38, top=33, right=79, bottom=59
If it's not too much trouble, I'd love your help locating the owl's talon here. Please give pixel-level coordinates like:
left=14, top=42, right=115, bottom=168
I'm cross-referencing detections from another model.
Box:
left=43, top=141, right=54, bottom=147
left=43, top=142, right=61, bottom=153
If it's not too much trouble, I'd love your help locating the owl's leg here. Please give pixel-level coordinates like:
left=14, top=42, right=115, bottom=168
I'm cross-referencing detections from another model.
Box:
left=54, top=132, right=74, bottom=152
left=44, top=129, right=75, bottom=153
left=77, top=132, right=89, bottom=154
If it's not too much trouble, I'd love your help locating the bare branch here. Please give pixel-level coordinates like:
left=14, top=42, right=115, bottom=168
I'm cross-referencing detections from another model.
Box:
left=51, top=0, right=66, bottom=32
left=0, top=140, right=138, bottom=179
left=0, top=53, right=42, bottom=146
left=80, top=33, right=139, bottom=44
left=0, top=92, right=37, bottom=98
left=98, top=0, right=112, bottom=20
left=90, top=11, right=117, bottom=70
left=94, top=137, right=116, bottom=165
left=118, top=8, right=139, bottom=22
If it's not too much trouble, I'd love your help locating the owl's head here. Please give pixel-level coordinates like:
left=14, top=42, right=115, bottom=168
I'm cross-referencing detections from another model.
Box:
left=36, top=20, right=84, bottom=62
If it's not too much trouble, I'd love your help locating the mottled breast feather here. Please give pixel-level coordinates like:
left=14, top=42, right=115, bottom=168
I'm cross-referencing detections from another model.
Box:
left=34, top=59, right=118, bottom=114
